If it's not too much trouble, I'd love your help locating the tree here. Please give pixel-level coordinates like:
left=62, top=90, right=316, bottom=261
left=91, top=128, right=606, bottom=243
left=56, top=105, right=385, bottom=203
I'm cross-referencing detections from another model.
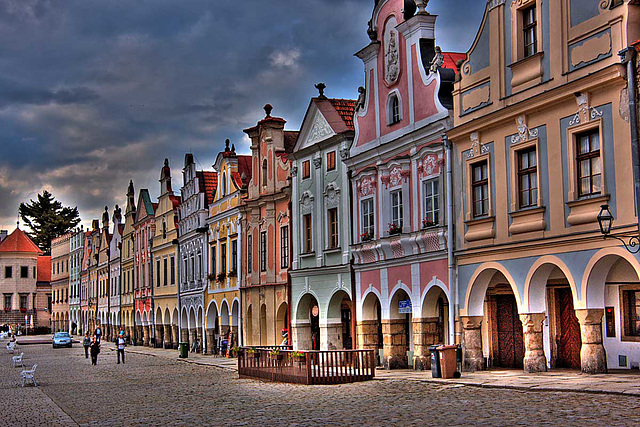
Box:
left=18, top=190, right=81, bottom=254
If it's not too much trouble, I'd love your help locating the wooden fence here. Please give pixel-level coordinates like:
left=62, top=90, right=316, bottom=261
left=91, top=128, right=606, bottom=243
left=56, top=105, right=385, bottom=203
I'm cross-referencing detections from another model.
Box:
left=238, top=348, right=375, bottom=385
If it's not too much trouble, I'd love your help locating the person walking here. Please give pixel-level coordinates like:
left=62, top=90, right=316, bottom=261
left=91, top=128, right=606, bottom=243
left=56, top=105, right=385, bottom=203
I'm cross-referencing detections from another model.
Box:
left=117, top=331, right=126, bottom=364
left=95, top=325, right=102, bottom=343
left=89, top=335, right=100, bottom=365
left=83, top=333, right=90, bottom=359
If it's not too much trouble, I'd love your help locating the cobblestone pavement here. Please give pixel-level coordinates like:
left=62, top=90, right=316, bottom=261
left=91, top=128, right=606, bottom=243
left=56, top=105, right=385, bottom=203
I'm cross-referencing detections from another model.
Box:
left=2, top=344, right=640, bottom=426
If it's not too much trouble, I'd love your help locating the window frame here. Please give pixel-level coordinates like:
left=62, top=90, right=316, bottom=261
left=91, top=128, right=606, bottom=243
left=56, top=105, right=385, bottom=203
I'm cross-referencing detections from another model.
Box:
left=621, top=285, right=640, bottom=342
left=328, top=208, right=339, bottom=249
left=302, top=160, right=311, bottom=180
left=522, top=4, right=537, bottom=58
left=390, top=190, right=404, bottom=228
left=517, top=146, right=539, bottom=209
left=247, top=234, right=253, bottom=274
left=260, top=231, right=267, bottom=272
left=280, top=226, right=289, bottom=269
left=221, top=242, right=227, bottom=274
left=575, top=129, right=602, bottom=198
left=20, top=266, right=28, bottom=279
left=5, top=266, right=12, bottom=278
left=387, top=91, right=402, bottom=125
left=326, top=151, right=336, bottom=171
left=231, top=239, right=238, bottom=274
left=471, top=160, right=489, bottom=218
left=361, top=197, right=375, bottom=239
left=422, top=178, right=440, bottom=227
left=303, top=214, right=313, bottom=253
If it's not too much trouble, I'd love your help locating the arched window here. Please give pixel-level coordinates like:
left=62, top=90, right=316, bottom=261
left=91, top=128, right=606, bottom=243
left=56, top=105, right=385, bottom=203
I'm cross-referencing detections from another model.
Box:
left=262, top=159, right=268, bottom=188
left=221, top=172, right=227, bottom=197
left=387, top=92, right=401, bottom=125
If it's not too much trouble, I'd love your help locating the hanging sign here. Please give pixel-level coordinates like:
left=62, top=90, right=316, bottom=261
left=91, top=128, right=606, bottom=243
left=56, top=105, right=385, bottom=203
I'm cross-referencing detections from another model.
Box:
left=398, top=299, right=412, bottom=314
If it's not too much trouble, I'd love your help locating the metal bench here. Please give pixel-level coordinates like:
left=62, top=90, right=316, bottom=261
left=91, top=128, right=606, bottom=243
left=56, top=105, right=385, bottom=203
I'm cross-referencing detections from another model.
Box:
left=12, top=352, right=24, bottom=368
left=20, top=364, right=37, bottom=387
left=6, top=341, right=17, bottom=353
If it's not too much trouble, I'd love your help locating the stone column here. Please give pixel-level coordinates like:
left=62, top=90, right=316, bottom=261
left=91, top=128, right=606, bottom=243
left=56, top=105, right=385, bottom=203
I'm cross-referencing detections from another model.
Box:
left=196, top=328, right=203, bottom=353
left=126, top=327, right=132, bottom=343
left=412, top=318, right=440, bottom=370
left=291, top=322, right=312, bottom=350
left=136, top=326, right=143, bottom=345
left=461, top=316, right=484, bottom=372
left=357, top=320, right=380, bottom=350
left=321, top=322, right=343, bottom=350
left=181, top=328, right=189, bottom=345
left=520, top=313, right=547, bottom=373
left=382, top=319, right=408, bottom=369
left=206, top=328, right=215, bottom=354
left=163, top=325, right=172, bottom=349
left=576, top=308, right=607, bottom=374
left=155, top=324, right=164, bottom=348
left=172, top=325, right=179, bottom=349
left=143, top=325, right=150, bottom=346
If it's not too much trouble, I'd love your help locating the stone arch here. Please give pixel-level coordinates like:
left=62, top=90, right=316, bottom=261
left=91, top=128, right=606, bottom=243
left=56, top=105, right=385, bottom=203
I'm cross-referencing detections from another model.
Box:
left=327, top=289, right=351, bottom=323
left=524, top=256, right=579, bottom=313
left=259, top=304, right=267, bottom=345
left=172, top=308, right=179, bottom=326
left=582, top=248, right=640, bottom=309
left=188, top=307, right=196, bottom=331
left=246, top=304, right=253, bottom=345
left=464, top=262, right=522, bottom=317
left=206, top=300, right=219, bottom=329
left=388, top=282, right=414, bottom=318
left=135, top=310, right=142, bottom=326
left=361, top=290, right=383, bottom=321
left=276, top=301, right=289, bottom=344
left=231, top=299, right=239, bottom=328
left=295, top=293, right=319, bottom=322
left=164, top=308, right=171, bottom=325
left=220, top=300, right=230, bottom=327
left=156, top=307, right=163, bottom=326
left=180, top=307, right=188, bottom=329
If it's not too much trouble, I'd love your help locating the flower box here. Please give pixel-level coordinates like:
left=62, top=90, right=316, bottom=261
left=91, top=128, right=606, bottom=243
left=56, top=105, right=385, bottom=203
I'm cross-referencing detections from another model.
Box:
left=269, top=353, right=283, bottom=361
left=422, top=219, right=437, bottom=229
left=388, top=223, right=402, bottom=235
left=360, top=231, right=373, bottom=242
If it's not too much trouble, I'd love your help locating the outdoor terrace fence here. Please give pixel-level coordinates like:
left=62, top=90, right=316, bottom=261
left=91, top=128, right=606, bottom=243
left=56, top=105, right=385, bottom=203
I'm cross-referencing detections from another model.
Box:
left=238, top=347, right=375, bottom=385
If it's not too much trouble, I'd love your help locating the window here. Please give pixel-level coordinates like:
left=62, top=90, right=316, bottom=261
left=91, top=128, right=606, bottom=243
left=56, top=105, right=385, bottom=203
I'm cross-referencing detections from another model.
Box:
left=231, top=239, right=237, bottom=273
left=19, top=294, right=27, bottom=310
left=262, top=159, right=268, bottom=187
left=260, top=231, right=267, bottom=272
left=576, top=130, right=601, bottom=197
left=302, top=160, right=311, bottom=179
left=328, top=208, right=338, bottom=249
left=303, top=214, right=313, bottom=253
left=190, top=256, right=195, bottom=281
left=32, top=267, right=36, bottom=279
left=4, top=294, right=11, bottom=310
left=518, top=147, right=538, bottom=208
left=389, top=93, right=400, bottom=124
left=326, top=151, right=336, bottom=171
left=211, top=246, right=217, bottom=278
left=280, top=226, right=289, bottom=268
left=221, top=243, right=227, bottom=274
left=156, top=260, right=161, bottom=287
left=391, top=190, right=403, bottom=227
left=471, top=161, right=489, bottom=217
left=623, top=289, right=640, bottom=338
left=198, top=253, right=202, bottom=279
left=222, top=172, right=227, bottom=197
left=163, top=258, right=168, bottom=286
left=522, top=5, right=537, bottom=58
left=163, top=221, right=167, bottom=239
left=5, top=266, right=11, bottom=278
left=247, top=235, right=253, bottom=273
left=362, top=198, right=375, bottom=238
left=423, top=179, right=440, bottom=226
left=170, top=257, right=175, bottom=285
left=20, top=266, right=28, bottom=279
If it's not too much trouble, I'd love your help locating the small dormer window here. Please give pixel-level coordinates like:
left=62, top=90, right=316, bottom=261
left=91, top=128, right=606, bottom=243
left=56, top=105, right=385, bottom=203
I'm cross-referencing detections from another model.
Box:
left=387, top=93, right=401, bottom=125
left=262, top=159, right=268, bottom=188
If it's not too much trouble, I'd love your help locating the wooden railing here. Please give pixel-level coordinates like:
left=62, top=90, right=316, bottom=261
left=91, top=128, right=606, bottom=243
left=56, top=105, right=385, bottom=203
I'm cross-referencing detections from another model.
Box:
left=238, top=347, right=375, bottom=385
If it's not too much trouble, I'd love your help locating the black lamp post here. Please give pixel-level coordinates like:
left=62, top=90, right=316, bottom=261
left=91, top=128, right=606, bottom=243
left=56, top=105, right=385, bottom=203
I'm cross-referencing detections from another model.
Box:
left=597, top=204, right=640, bottom=253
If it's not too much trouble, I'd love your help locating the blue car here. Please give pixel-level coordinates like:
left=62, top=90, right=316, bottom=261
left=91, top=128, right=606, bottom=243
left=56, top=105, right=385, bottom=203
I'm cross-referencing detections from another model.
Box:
left=52, top=332, right=72, bottom=348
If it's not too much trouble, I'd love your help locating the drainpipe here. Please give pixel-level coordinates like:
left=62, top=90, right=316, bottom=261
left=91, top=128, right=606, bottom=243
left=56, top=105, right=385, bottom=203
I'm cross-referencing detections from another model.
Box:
left=174, top=237, right=182, bottom=344
left=444, top=135, right=456, bottom=345
left=149, top=235, right=155, bottom=347
left=237, top=213, right=243, bottom=347
left=347, top=169, right=357, bottom=349
left=619, top=47, right=639, bottom=233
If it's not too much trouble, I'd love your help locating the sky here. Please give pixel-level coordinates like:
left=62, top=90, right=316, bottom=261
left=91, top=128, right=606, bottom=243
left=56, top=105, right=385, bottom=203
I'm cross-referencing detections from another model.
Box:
left=0, top=0, right=485, bottom=230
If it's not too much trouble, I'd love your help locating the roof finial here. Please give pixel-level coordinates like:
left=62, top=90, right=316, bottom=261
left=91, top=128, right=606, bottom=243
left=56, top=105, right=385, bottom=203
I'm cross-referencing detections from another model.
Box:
left=16, top=213, right=19, bottom=230
left=315, top=82, right=326, bottom=98
left=264, top=104, right=273, bottom=117
left=225, top=138, right=230, bottom=151
left=164, top=158, right=169, bottom=167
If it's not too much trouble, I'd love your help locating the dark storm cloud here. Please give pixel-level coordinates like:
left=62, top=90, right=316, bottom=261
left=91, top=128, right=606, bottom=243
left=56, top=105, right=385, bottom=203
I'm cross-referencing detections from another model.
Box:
left=0, top=0, right=484, bottom=229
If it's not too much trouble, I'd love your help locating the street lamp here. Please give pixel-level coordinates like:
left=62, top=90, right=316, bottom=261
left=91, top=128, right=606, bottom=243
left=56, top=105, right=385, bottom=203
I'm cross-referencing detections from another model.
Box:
left=597, top=204, right=640, bottom=253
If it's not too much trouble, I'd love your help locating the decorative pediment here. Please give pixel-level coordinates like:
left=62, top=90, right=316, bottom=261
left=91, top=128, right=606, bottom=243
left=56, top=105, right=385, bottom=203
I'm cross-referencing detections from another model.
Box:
left=307, top=113, right=334, bottom=145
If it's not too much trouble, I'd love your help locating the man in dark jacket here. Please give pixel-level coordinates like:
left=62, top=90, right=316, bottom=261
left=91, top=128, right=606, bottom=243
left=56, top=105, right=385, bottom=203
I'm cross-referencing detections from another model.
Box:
left=89, top=335, right=100, bottom=365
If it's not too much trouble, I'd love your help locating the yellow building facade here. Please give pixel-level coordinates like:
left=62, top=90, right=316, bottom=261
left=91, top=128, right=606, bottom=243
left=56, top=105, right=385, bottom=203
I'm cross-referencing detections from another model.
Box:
left=205, top=141, right=250, bottom=353
left=121, top=181, right=136, bottom=342
left=152, top=159, right=181, bottom=349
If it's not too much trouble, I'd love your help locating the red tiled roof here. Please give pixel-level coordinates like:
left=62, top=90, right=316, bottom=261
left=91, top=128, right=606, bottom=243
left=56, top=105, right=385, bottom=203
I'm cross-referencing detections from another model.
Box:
left=169, top=195, right=181, bottom=209
left=284, top=131, right=299, bottom=154
left=198, top=171, right=218, bottom=206
left=37, top=256, right=51, bottom=282
left=328, top=99, right=356, bottom=130
left=237, top=155, right=252, bottom=188
left=0, top=228, right=42, bottom=254
left=442, top=52, right=466, bottom=72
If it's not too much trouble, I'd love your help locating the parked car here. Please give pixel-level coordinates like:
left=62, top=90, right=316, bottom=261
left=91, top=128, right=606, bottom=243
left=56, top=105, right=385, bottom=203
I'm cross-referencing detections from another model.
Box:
left=52, top=332, right=72, bottom=348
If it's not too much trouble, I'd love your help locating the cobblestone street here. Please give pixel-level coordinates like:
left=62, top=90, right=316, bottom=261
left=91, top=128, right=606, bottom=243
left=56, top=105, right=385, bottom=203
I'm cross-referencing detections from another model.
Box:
left=2, top=344, right=640, bottom=426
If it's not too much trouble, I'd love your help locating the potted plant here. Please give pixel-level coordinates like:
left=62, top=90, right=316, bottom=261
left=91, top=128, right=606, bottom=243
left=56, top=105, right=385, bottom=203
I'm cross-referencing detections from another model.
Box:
left=422, top=218, right=437, bottom=229
left=206, top=273, right=216, bottom=282
left=269, top=348, right=283, bottom=361
left=216, top=272, right=226, bottom=283
left=228, top=269, right=237, bottom=278
left=290, top=350, right=306, bottom=363
left=247, top=348, right=260, bottom=358
left=388, top=223, right=402, bottom=235
left=360, top=231, right=373, bottom=242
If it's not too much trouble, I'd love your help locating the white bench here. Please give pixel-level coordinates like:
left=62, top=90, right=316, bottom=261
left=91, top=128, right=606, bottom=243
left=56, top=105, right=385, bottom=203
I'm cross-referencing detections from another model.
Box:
left=20, top=364, right=37, bottom=387
left=6, top=341, right=17, bottom=353
left=12, top=352, right=24, bottom=368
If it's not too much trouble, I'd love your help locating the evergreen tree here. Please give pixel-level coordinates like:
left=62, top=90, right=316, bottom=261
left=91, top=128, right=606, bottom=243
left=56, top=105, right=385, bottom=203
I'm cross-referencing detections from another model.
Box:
left=18, top=190, right=81, bottom=254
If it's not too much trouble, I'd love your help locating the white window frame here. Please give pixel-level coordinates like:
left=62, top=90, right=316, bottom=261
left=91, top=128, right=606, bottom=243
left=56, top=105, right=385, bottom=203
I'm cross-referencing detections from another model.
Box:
left=391, top=190, right=403, bottom=227
left=423, top=178, right=440, bottom=227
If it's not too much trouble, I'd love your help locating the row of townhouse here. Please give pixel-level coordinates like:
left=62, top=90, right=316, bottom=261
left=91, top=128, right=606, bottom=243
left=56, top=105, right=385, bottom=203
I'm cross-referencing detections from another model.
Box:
left=51, top=0, right=640, bottom=374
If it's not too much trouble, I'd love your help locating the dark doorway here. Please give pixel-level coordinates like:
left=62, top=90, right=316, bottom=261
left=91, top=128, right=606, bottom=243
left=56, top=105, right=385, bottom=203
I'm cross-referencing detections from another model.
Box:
left=555, top=287, right=581, bottom=369
left=310, top=304, right=320, bottom=350
left=341, top=306, right=352, bottom=350
left=494, top=294, right=524, bottom=368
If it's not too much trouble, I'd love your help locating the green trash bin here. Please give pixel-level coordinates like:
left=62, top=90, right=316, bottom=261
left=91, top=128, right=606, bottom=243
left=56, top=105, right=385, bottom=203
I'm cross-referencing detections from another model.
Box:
left=179, top=342, right=188, bottom=359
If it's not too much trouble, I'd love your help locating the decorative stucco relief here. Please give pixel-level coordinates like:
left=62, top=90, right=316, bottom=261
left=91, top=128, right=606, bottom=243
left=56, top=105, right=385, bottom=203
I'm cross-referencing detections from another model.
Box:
left=307, top=113, right=333, bottom=144
left=357, top=176, right=376, bottom=197
left=568, top=92, right=604, bottom=126
left=462, top=84, right=490, bottom=112
left=511, top=115, right=539, bottom=144
left=570, top=30, right=611, bottom=68
left=417, top=153, right=443, bottom=178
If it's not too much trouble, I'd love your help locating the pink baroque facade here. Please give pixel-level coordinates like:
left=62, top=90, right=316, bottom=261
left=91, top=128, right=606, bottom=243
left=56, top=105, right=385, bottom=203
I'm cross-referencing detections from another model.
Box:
left=345, top=0, right=464, bottom=369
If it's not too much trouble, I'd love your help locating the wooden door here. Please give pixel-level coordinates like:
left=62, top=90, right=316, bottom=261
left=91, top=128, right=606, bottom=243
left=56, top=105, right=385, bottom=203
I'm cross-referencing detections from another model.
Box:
left=495, top=295, right=524, bottom=368
left=555, top=288, right=581, bottom=369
